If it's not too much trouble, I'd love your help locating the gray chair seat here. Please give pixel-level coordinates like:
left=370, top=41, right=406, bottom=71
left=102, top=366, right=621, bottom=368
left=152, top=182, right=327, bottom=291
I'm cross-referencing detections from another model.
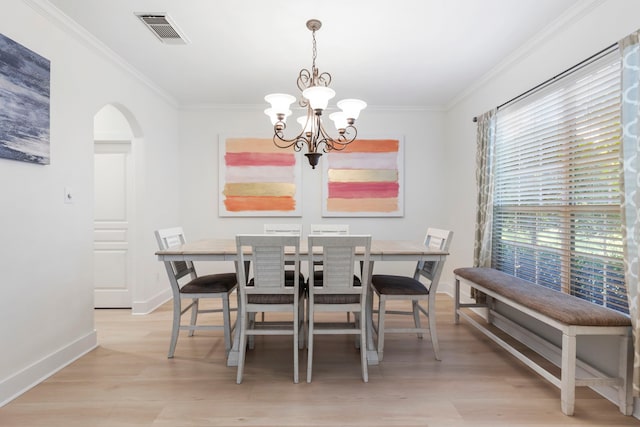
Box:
left=371, top=275, right=427, bottom=295
left=181, top=273, right=237, bottom=294
left=311, top=275, right=362, bottom=304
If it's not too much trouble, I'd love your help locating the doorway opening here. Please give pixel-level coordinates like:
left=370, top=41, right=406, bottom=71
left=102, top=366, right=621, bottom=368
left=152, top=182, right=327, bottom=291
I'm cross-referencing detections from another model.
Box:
left=93, top=104, right=140, bottom=308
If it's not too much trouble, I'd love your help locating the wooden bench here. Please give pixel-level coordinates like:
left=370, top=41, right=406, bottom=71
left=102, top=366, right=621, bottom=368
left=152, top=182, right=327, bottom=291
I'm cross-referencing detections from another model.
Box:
left=454, top=267, right=633, bottom=416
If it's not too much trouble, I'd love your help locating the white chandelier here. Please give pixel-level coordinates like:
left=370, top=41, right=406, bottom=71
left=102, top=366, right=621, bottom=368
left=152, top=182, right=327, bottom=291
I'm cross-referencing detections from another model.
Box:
left=264, top=19, right=366, bottom=169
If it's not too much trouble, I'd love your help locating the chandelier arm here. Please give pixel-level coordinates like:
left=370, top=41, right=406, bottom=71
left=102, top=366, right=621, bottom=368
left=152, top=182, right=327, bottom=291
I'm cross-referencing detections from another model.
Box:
left=314, top=121, right=331, bottom=153
left=297, top=69, right=312, bottom=107
left=340, top=124, right=359, bottom=144
left=314, top=121, right=356, bottom=152
left=316, top=71, right=332, bottom=87
left=273, top=122, right=307, bottom=152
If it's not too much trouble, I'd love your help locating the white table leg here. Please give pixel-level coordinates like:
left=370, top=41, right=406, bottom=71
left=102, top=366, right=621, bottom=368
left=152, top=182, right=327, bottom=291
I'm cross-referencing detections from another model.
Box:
left=227, top=260, right=246, bottom=367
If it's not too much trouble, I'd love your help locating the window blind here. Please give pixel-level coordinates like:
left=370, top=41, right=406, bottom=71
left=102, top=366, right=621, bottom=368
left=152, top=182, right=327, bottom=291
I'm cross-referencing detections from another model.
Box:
left=491, top=49, right=627, bottom=313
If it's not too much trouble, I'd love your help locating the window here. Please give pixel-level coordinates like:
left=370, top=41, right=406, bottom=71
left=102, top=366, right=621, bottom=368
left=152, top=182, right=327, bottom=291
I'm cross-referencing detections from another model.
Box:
left=491, top=49, right=628, bottom=313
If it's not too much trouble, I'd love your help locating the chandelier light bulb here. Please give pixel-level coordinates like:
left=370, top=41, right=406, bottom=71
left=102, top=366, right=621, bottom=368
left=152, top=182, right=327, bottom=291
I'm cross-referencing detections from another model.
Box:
left=329, top=111, right=348, bottom=131
left=297, top=116, right=313, bottom=133
left=264, top=93, right=296, bottom=116
left=264, top=108, right=291, bottom=125
left=337, top=99, right=367, bottom=121
left=302, top=86, right=336, bottom=112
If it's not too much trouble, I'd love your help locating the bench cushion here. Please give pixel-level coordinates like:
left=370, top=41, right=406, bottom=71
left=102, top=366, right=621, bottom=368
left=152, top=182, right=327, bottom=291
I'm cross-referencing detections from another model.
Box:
left=454, top=267, right=631, bottom=327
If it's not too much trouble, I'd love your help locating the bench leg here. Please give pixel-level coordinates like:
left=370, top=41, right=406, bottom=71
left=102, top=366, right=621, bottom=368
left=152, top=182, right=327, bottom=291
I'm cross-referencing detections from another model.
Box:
left=618, top=332, right=633, bottom=415
left=561, top=331, right=576, bottom=416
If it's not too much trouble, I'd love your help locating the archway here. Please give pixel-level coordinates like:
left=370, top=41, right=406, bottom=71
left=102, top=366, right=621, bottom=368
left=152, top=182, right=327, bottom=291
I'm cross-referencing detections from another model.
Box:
left=92, top=104, right=141, bottom=308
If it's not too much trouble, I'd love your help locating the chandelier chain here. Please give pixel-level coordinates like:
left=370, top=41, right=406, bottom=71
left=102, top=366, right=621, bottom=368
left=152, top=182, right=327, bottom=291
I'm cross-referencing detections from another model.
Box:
left=311, top=28, right=317, bottom=73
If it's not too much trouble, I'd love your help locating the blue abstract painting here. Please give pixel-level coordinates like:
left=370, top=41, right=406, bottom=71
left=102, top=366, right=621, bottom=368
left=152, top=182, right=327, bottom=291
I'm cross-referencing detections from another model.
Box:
left=0, top=33, right=50, bottom=165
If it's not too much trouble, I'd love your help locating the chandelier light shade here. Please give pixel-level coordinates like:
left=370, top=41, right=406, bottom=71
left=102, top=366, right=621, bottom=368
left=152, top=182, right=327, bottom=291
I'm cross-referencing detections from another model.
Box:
left=264, top=19, right=366, bottom=168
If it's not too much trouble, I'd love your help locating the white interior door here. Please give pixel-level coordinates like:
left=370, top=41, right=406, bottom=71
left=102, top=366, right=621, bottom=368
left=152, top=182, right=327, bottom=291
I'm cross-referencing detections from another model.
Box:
left=93, top=142, right=133, bottom=308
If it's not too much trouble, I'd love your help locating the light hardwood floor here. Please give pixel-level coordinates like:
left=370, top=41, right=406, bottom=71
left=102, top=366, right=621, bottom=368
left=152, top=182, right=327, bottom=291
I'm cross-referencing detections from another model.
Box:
left=1, top=295, right=638, bottom=426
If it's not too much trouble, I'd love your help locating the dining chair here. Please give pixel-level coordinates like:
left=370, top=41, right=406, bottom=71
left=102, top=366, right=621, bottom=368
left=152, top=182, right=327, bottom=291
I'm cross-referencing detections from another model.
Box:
left=308, top=224, right=356, bottom=323
left=264, top=223, right=303, bottom=236
left=306, top=234, right=371, bottom=383
left=263, top=224, right=305, bottom=282
left=309, top=223, right=350, bottom=236
left=235, top=234, right=304, bottom=384
left=308, top=224, right=351, bottom=289
left=370, top=228, right=453, bottom=361
left=154, top=227, right=237, bottom=358
left=263, top=224, right=306, bottom=322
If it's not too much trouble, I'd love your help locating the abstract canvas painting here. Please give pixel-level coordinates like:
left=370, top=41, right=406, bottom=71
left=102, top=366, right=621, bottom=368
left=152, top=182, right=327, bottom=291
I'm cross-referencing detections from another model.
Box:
left=0, top=33, right=50, bottom=165
left=219, top=137, right=302, bottom=216
left=322, top=138, right=404, bottom=217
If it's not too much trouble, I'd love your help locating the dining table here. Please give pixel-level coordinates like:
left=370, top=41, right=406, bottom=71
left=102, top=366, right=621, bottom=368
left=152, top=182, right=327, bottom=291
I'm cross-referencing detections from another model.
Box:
left=156, top=237, right=448, bottom=366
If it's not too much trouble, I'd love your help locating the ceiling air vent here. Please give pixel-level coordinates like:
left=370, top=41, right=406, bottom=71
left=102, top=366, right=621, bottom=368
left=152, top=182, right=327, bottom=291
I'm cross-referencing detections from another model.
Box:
left=135, top=13, right=190, bottom=45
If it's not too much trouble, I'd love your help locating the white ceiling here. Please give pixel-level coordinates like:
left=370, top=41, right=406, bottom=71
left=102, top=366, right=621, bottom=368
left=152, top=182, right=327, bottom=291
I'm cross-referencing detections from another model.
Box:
left=46, top=0, right=581, bottom=109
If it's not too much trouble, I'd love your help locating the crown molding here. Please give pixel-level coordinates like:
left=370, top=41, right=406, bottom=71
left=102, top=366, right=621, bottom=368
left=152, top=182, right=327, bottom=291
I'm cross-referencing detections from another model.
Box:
left=179, top=103, right=445, bottom=113
left=24, top=0, right=179, bottom=108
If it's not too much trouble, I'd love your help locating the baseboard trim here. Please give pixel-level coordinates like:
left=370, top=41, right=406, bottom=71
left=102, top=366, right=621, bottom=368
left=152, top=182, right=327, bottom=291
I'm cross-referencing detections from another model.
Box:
left=132, top=288, right=171, bottom=315
left=0, top=330, right=97, bottom=407
left=438, top=281, right=453, bottom=296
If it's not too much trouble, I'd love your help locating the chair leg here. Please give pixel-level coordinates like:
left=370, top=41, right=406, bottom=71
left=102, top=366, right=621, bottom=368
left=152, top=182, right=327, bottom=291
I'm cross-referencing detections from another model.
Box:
left=168, top=297, right=182, bottom=358
left=354, top=312, right=360, bottom=349
left=248, top=313, right=256, bottom=350
left=307, top=302, right=314, bottom=383
left=412, top=300, right=424, bottom=339
left=376, top=297, right=386, bottom=362
left=188, top=298, right=199, bottom=337
left=293, top=302, right=299, bottom=384
left=360, top=309, right=368, bottom=382
left=222, top=296, right=232, bottom=353
left=236, top=308, right=248, bottom=384
left=298, top=296, right=305, bottom=350
left=428, top=298, right=441, bottom=361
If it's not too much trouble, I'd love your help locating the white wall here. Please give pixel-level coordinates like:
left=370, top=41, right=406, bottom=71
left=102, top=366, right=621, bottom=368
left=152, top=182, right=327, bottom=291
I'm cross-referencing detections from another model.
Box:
left=0, top=0, right=181, bottom=405
left=177, top=107, right=450, bottom=277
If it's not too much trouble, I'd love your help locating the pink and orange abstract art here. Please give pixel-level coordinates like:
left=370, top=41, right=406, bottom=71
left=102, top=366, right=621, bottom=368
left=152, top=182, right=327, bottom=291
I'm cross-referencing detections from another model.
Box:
left=322, top=138, right=404, bottom=217
left=219, top=137, right=302, bottom=216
